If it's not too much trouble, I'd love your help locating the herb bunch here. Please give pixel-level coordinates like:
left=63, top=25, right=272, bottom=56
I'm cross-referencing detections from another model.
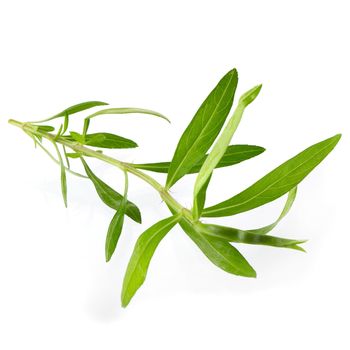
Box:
left=8, top=68, right=341, bottom=307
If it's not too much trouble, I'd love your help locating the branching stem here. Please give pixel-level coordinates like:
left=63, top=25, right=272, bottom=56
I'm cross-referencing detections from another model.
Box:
left=8, top=119, right=193, bottom=222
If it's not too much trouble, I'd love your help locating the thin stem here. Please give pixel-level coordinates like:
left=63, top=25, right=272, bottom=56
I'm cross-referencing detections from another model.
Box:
left=8, top=119, right=193, bottom=222
left=123, top=170, right=129, bottom=200
left=63, top=145, right=71, bottom=169
left=35, top=137, right=88, bottom=178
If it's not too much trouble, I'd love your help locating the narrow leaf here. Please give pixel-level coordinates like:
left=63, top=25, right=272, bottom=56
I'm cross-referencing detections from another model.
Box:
left=29, top=101, right=109, bottom=123
left=193, top=174, right=211, bottom=219
left=81, top=158, right=142, bottom=223
left=62, top=112, right=69, bottom=134
left=84, top=133, right=137, bottom=149
left=35, top=125, right=55, bottom=132
left=66, top=152, right=81, bottom=159
left=178, top=218, right=256, bottom=277
left=85, top=107, right=170, bottom=123
left=105, top=172, right=128, bottom=262
left=105, top=210, right=125, bottom=261
left=54, top=124, right=63, bottom=140
left=166, top=69, right=239, bottom=188
left=53, top=101, right=108, bottom=118
left=60, top=161, right=67, bottom=208
left=203, top=134, right=341, bottom=217
left=198, top=223, right=306, bottom=252
left=53, top=142, right=68, bottom=207
left=121, top=215, right=180, bottom=307
left=134, top=144, right=265, bottom=174
left=69, top=131, right=85, bottom=143
left=64, top=132, right=138, bottom=149
left=63, top=145, right=70, bottom=169
left=194, top=85, right=262, bottom=198
left=247, top=187, right=297, bottom=235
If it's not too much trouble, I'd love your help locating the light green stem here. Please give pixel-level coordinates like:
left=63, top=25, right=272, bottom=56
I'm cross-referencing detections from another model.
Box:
left=8, top=119, right=193, bottom=221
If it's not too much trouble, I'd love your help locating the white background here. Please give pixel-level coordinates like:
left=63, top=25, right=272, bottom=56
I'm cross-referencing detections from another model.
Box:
left=0, top=1, right=349, bottom=349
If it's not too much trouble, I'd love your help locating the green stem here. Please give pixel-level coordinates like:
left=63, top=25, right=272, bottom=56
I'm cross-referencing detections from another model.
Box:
left=36, top=139, right=87, bottom=178
left=8, top=119, right=193, bottom=221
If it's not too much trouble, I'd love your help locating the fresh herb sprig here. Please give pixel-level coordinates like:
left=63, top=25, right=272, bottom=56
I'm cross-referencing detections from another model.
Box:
left=8, top=68, right=341, bottom=307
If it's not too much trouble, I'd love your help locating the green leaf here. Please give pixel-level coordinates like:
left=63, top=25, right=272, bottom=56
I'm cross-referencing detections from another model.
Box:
left=60, top=161, right=67, bottom=208
left=194, top=85, right=262, bottom=199
left=35, top=125, right=55, bottom=132
left=178, top=218, right=256, bottom=277
left=134, top=144, right=265, bottom=174
left=105, top=209, right=126, bottom=262
left=64, top=132, right=138, bottom=149
left=53, top=101, right=109, bottom=118
left=66, top=152, right=81, bottom=159
left=203, top=134, right=341, bottom=217
left=193, top=174, right=211, bottom=219
left=54, top=124, right=63, bottom=140
left=53, top=142, right=68, bottom=207
left=62, top=112, right=69, bottom=134
left=69, top=131, right=85, bottom=143
left=197, top=222, right=306, bottom=252
left=84, top=133, right=138, bottom=149
left=81, top=158, right=142, bottom=223
left=247, top=187, right=297, bottom=235
left=63, top=145, right=70, bottom=169
left=121, top=215, right=180, bottom=307
left=166, top=69, right=239, bottom=188
left=105, top=172, right=128, bottom=262
left=29, top=101, right=109, bottom=123
left=85, top=107, right=170, bottom=123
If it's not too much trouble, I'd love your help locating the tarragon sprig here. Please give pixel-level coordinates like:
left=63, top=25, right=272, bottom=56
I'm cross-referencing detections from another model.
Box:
left=8, top=68, right=341, bottom=307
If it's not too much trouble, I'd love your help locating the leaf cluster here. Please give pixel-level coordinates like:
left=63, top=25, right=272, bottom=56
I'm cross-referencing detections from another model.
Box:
left=8, top=68, right=341, bottom=307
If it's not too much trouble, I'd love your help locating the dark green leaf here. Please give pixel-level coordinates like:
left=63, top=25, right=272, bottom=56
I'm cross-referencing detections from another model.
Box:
left=178, top=218, right=256, bottom=277
left=166, top=69, right=239, bottom=188
left=203, top=134, right=341, bottom=217
left=194, top=85, right=262, bottom=197
left=134, top=144, right=265, bottom=174
left=81, top=158, right=141, bottom=223
left=197, top=223, right=306, bottom=251
left=121, top=215, right=180, bottom=307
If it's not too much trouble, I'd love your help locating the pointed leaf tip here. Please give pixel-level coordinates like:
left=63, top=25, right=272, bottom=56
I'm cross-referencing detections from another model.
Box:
left=239, top=84, right=262, bottom=107
left=166, top=69, right=239, bottom=187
